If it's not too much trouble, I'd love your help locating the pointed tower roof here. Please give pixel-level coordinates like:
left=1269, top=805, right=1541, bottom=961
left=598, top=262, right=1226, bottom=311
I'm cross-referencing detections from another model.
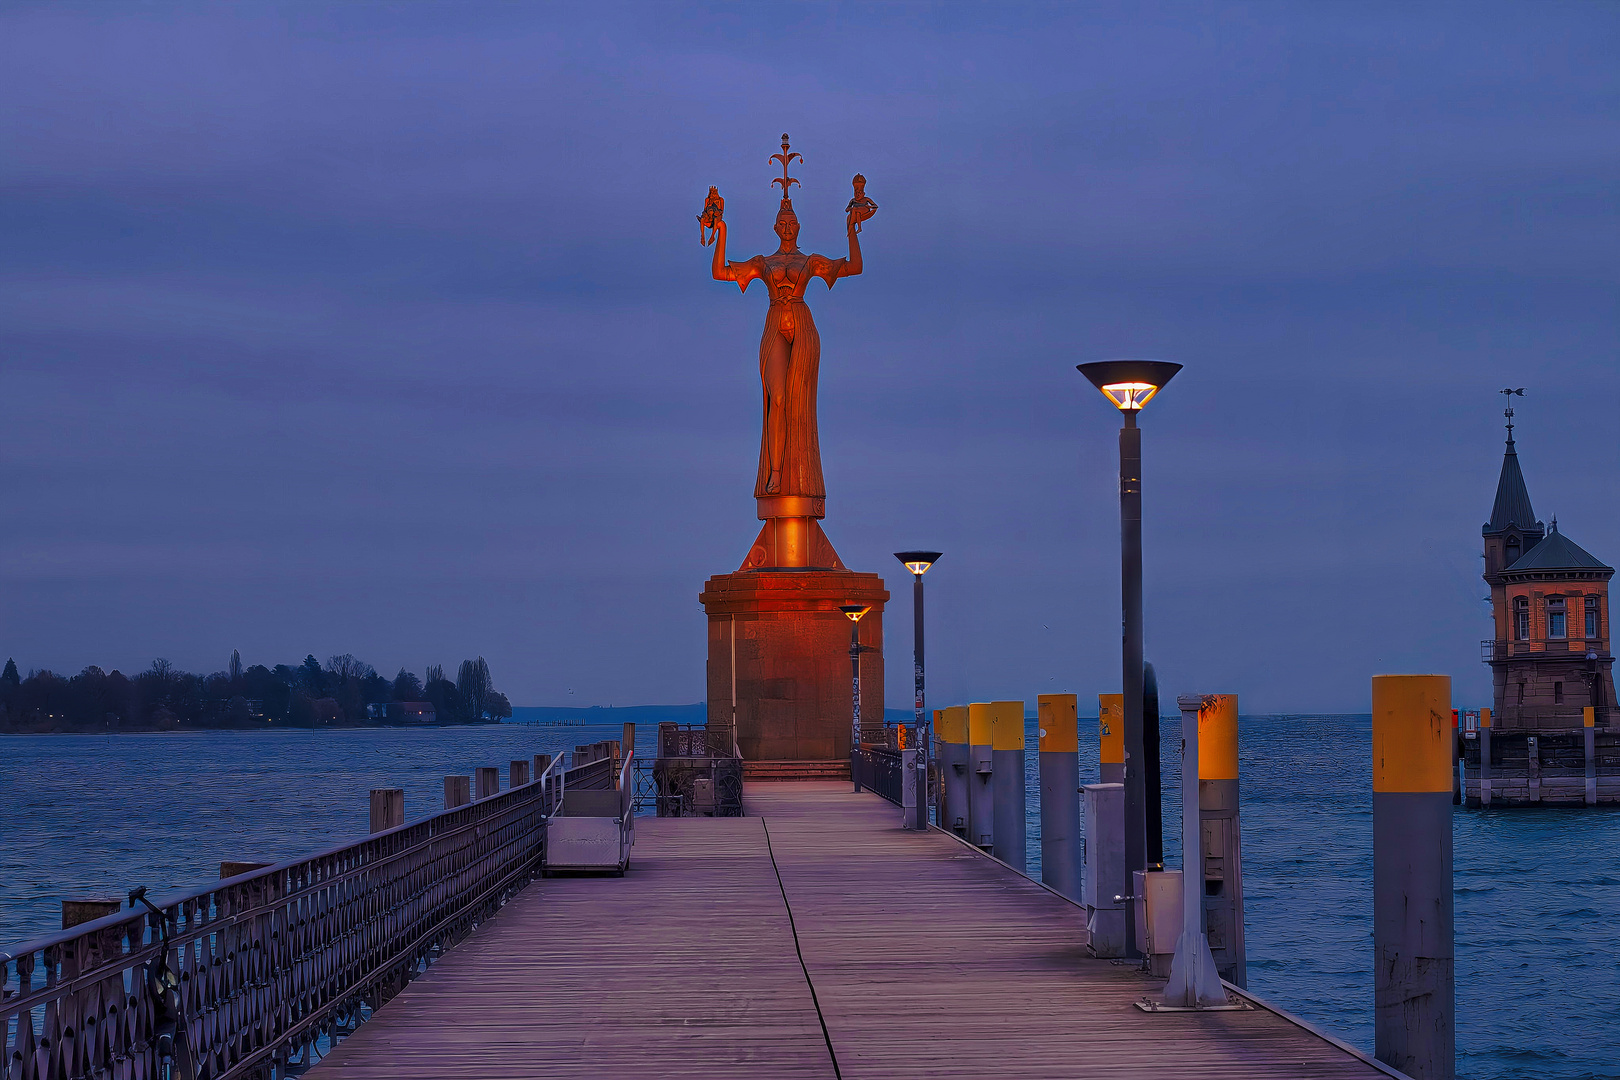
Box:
left=1484, top=407, right=1540, bottom=536
left=1506, top=522, right=1613, bottom=573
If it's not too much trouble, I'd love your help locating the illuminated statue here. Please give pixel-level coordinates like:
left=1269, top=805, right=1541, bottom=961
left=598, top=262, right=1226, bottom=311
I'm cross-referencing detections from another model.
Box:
left=703, top=136, right=875, bottom=519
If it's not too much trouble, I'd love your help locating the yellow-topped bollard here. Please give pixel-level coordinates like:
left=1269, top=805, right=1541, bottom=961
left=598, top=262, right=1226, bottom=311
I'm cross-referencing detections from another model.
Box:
left=990, top=701, right=1027, bottom=871
left=1038, top=694, right=1081, bottom=900
left=1099, top=693, right=1125, bottom=784
left=966, top=702, right=994, bottom=849
left=1371, top=675, right=1454, bottom=1080
left=937, top=705, right=970, bottom=837
left=1194, top=693, right=1245, bottom=987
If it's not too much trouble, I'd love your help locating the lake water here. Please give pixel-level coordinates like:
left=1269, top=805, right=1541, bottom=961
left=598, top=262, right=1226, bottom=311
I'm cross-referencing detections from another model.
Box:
left=2, top=712, right=1616, bottom=1080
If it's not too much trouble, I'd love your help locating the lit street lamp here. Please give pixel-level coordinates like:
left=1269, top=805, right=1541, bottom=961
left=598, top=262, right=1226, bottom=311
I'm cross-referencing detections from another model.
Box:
left=895, top=551, right=943, bottom=831
left=840, top=604, right=872, bottom=792
left=1077, top=358, right=1181, bottom=959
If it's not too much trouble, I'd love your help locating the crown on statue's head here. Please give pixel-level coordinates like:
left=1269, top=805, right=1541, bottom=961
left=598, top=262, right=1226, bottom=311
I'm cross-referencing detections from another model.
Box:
left=771, top=133, right=801, bottom=210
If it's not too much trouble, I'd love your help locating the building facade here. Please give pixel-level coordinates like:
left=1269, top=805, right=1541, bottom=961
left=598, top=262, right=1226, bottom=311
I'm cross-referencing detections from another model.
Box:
left=1481, top=424, right=1615, bottom=730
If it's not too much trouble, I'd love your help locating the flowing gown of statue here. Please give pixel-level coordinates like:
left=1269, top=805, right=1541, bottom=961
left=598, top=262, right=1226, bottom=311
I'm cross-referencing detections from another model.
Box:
left=733, top=251, right=847, bottom=502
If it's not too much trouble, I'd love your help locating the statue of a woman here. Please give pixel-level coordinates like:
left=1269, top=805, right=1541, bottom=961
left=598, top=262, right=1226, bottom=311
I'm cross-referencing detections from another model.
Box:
left=706, top=159, right=870, bottom=503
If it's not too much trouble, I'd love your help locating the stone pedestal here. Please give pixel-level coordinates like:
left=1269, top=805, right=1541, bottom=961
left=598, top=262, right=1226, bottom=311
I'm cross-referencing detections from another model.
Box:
left=700, top=569, right=888, bottom=762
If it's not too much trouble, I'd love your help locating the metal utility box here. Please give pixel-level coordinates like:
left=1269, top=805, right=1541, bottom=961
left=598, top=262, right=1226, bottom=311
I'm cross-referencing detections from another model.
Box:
left=1082, top=782, right=1126, bottom=957
left=1132, top=869, right=1182, bottom=977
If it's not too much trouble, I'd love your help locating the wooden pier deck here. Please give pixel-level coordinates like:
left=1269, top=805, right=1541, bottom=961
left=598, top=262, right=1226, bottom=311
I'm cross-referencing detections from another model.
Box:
left=314, top=782, right=1398, bottom=1079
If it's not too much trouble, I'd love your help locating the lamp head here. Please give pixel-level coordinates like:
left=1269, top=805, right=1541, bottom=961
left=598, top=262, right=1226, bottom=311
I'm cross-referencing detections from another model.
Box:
left=838, top=604, right=871, bottom=623
left=893, top=550, right=943, bottom=577
left=1076, top=359, right=1183, bottom=411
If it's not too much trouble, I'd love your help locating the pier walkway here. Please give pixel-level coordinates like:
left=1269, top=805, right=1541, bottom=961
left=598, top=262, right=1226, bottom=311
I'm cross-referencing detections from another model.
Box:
left=313, top=782, right=1394, bottom=1079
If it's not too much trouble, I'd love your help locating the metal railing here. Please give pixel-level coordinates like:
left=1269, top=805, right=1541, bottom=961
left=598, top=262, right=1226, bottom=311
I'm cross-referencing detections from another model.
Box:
left=1482, top=638, right=1609, bottom=662
left=1487, top=704, right=1617, bottom=730
left=643, top=724, right=742, bottom=817
left=1, top=756, right=609, bottom=1080
left=852, top=745, right=903, bottom=806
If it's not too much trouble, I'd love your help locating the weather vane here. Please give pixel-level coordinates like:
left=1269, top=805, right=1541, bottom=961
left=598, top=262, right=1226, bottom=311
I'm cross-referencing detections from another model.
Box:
left=770, top=133, right=801, bottom=200
left=1500, top=387, right=1524, bottom=438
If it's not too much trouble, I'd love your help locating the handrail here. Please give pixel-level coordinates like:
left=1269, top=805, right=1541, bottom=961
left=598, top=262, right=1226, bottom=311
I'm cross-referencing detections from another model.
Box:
left=2, top=756, right=595, bottom=1080
left=538, top=749, right=566, bottom=811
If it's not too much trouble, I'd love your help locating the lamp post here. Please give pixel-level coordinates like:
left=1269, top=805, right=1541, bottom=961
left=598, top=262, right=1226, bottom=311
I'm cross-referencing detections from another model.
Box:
left=895, top=551, right=942, bottom=830
left=1077, top=358, right=1181, bottom=959
left=840, top=604, right=872, bottom=792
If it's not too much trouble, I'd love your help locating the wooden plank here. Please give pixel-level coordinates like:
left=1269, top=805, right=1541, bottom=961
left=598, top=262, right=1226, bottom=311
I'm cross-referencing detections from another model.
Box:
left=313, top=816, right=834, bottom=1078
left=745, top=781, right=1392, bottom=1080
left=316, top=783, right=1394, bottom=1079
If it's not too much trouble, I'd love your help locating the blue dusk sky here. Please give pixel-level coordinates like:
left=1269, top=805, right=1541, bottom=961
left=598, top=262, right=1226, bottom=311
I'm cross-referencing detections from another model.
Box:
left=2, top=2, right=1616, bottom=712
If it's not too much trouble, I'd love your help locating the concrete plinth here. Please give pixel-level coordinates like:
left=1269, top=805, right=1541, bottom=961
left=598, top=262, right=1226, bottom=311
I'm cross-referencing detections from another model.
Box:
left=700, top=568, right=888, bottom=762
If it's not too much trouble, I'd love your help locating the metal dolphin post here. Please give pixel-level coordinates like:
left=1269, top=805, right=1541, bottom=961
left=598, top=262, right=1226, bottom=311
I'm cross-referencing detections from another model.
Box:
left=1154, top=695, right=1227, bottom=1010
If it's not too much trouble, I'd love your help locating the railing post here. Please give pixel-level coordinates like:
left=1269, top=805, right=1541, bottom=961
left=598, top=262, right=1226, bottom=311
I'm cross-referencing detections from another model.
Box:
left=220, top=860, right=270, bottom=878
left=369, top=788, right=404, bottom=833
left=1372, top=674, right=1455, bottom=1080
left=476, top=766, right=500, bottom=799
left=967, top=702, right=994, bottom=851
left=990, top=701, right=1026, bottom=871
left=1038, top=693, right=1081, bottom=901
left=1458, top=709, right=1470, bottom=803
left=444, top=775, right=471, bottom=809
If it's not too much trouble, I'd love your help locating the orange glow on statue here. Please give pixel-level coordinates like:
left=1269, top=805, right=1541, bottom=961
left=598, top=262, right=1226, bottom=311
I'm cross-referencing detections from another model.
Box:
left=703, top=135, right=875, bottom=548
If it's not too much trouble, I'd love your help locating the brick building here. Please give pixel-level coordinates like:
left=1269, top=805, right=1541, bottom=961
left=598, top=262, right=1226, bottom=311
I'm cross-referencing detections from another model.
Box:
left=1481, top=421, right=1615, bottom=729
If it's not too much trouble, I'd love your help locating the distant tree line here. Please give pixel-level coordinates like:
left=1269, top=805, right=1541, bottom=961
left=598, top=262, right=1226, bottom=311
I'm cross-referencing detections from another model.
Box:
left=0, top=652, right=511, bottom=734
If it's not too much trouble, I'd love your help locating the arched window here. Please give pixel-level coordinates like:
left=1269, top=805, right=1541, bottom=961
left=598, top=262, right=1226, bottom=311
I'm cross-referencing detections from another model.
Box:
left=1514, top=597, right=1530, bottom=641
left=1547, top=597, right=1567, bottom=640
left=1506, top=534, right=1522, bottom=564
left=1587, top=595, right=1600, bottom=639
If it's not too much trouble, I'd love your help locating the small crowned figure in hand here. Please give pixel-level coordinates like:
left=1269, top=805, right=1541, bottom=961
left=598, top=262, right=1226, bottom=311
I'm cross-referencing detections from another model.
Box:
left=698, top=186, right=725, bottom=246
left=845, top=174, right=878, bottom=233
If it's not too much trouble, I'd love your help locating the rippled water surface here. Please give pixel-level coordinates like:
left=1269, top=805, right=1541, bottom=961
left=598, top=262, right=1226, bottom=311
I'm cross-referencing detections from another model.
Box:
left=3, top=713, right=1616, bottom=1080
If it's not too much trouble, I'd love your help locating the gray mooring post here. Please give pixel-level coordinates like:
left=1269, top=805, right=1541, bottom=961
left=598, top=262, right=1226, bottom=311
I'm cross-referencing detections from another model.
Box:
left=967, top=702, right=994, bottom=850
left=1479, top=708, right=1492, bottom=807
left=1527, top=734, right=1541, bottom=803
left=1081, top=782, right=1126, bottom=957
left=991, top=700, right=1026, bottom=872
left=1098, top=694, right=1125, bottom=784
left=940, top=705, right=969, bottom=836
left=476, top=766, right=501, bottom=799
left=510, top=759, right=531, bottom=788
left=1197, top=694, right=1246, bottom=988
left=62, top=899, right=122, bottom=929
left=444, top=775, right=471, bottom=809
left=1585, top=706, right=1598, bottom=805
left=369, top=788, right=404, bottom=833
left=1372, top=674, right=1455, bottom=1080
left=1039, top=693, right=1082, bottom=901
